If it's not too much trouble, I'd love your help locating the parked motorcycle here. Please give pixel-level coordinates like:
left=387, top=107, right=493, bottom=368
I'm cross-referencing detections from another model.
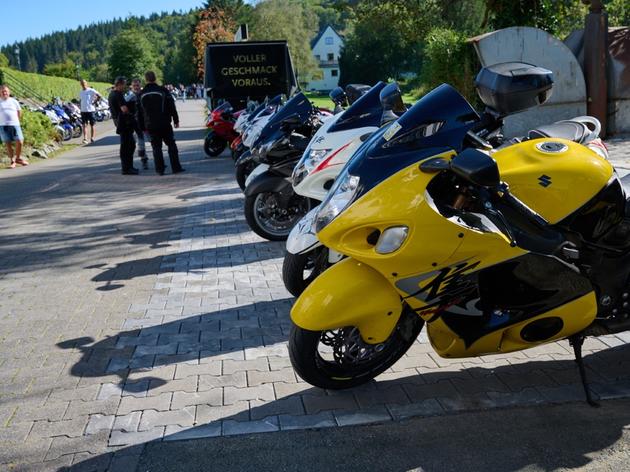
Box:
left=243, top=92, right=323, bottom=241
left=289, top=62, right=618, bottom=406
left=283, top=81, right=392, bottom=296
left=204, top=101, right=242, bottom=157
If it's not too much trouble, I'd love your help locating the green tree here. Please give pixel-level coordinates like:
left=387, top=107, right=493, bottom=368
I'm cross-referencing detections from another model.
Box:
left=338, top=1, right=441, bottom=85
left=249, top=0, right=320, bottom=85
left=203, top=0, right=253, bottom=24
left=0, top=52, right=9, bottom=68
left=43, top=59, right=78, bottom=79
left=86, top=63, right=110, bottom=83
left=607, top=0, right=630, bottom=26
left=483, top=0, right=589, bottom=37
left=107, top=28, right=160, bottom=82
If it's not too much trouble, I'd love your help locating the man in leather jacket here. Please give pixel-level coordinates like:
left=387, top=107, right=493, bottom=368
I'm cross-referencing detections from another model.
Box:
left=136, top=71, right=185, bottom=175
left=108, top=76, right=138, bottom=175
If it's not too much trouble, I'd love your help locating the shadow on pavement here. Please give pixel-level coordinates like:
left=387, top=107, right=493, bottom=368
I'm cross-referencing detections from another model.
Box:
left=89, top=239, right=283, bottom=291
left=57, top=297, right=292, bottom=394
left=61, top=343, right=630, bottom=471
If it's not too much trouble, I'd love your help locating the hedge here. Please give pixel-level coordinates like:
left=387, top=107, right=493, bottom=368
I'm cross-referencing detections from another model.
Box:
left=419, top=28, right=480, bottom=106
left=0, top=67, right=110, bottom=102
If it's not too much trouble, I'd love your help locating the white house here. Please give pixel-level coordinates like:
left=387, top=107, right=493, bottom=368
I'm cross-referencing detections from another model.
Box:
left=307, top=25, right=343, bottom=92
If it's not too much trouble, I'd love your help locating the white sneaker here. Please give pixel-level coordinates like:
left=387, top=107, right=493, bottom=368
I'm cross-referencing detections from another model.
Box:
left=82, top=139, right=88, bottom=144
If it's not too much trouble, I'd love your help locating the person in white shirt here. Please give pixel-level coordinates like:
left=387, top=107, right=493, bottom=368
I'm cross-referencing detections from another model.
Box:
left=0, top=85, right=27, bottom=168
left=79, top=79, right=101, bottom=144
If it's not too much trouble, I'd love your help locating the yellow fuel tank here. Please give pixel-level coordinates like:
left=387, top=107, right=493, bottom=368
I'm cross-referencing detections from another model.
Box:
left=493, top=139, right=613, bottom=224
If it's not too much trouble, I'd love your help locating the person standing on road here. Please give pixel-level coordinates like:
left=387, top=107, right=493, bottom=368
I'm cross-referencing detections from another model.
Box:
left=127, top=78, right=149, bottom=170
left=79, top=79, right=101, bottom=144
left=136, top=71, right=185, bottom=176
left=0, top=85, right=28, bottom=168
left=108, top=77, right=138, bottom=175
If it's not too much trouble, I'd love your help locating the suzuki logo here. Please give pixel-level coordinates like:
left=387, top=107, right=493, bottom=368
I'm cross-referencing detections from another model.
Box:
left=538, top=175, right=552, bottom=187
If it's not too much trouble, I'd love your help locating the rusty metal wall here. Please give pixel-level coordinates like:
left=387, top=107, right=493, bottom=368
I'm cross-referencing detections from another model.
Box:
left=563, top=26, right=629, bottom=134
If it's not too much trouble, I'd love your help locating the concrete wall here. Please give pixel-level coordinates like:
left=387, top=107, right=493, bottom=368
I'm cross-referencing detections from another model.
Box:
left=470, top=27, right=587, bottom=138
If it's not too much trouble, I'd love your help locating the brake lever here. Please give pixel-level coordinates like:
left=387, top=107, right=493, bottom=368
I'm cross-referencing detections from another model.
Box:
left=483, top=201, right=517, bottom=247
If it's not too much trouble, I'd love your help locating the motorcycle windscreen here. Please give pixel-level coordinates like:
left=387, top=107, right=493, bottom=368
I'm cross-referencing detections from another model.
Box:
left=252, top=92, right=313, bottom=150
left=344, top=84, right=481, bottom=198
left=246, top=94, right=284, bottom=123
left=328, top=82, right=386, bottom=133
left=213, top=101, right=232, bottom=113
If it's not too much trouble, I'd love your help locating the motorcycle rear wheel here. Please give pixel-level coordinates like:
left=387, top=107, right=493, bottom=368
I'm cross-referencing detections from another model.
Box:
left=204, top=134, right=227, bottom=157
left=282, top=247, right=329, bottom=297
left=289, top=305, right=423, bottom=390
left=72, top=124, right=83, bottom=139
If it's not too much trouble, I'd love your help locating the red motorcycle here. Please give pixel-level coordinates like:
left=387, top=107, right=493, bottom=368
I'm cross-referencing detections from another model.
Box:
left=204, top=102, right=241, bottom=157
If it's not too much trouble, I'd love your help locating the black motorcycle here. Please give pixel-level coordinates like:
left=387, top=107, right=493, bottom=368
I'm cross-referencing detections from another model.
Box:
left=243, top=92, right=322, bottom=241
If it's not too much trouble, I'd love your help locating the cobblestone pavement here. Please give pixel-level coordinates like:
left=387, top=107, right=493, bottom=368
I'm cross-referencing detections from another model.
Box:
left=1, top=102, right=630, bottom=471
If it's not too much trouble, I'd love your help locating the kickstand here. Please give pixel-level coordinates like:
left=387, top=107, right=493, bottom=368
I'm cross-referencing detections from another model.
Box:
left=569, top=335, right=600, bottom=407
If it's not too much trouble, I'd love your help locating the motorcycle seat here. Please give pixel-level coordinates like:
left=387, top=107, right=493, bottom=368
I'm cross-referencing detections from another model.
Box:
left=528, top=120, right=591, bottom=144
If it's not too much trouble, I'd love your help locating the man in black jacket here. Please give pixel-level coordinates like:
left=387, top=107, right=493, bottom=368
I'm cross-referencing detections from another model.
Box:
left=108, top=76, right=138, bottom=175
left=136, top=71, right=185, bottom=175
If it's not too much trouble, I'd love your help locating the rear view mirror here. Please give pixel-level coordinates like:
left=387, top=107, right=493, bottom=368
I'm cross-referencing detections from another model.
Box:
left=450, top=148, right=500, bottom=188
left=329, top=87, right=348, bottom=107
left=345, top=84, right=371, bottom=104
left=379, top=82, right=405, bottom=114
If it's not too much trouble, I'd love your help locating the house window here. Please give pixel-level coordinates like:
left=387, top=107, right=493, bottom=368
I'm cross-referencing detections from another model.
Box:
left=331, top=69, right=338, bottom=77
left=325, top=37, right=333, bottom=45
left=327, top=53, right=334, bottom=61
left=315, top=54, right=320, bottom=61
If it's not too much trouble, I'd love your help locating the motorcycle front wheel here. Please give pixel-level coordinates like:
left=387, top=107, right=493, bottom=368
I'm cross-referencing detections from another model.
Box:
left=282, top=247, right=329, bottom=297
left=244, top=191, right=312, bottom=241
left=289, top=305, right=424, bottom=390
left=204, top=133, right=227, bottom=157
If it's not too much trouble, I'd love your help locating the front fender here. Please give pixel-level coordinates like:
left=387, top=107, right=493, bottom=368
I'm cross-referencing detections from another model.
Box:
left=286, top=205, right=321, bottom=254
left=235, top=150, right=254, bottom=166
left=290, top=258, right=403, bottom=344
left=244, top=171, right=291, bottom=196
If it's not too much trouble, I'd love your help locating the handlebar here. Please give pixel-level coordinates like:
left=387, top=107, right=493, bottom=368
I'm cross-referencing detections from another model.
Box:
left=481, top=185, right=566, bottom=257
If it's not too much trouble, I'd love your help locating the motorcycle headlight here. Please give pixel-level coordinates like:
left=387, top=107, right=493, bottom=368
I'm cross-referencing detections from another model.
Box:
left=315, top=171, right=360, bottom=233
left=292, top=148, right=332, bottom=187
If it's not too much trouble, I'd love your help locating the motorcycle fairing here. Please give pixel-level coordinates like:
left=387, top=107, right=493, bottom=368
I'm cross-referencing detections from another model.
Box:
left=311, top=148, right=602, bottom=356
left=397, top=253, right=595, bottom=355
left=427, top=291, right=596, bottom=357
left=252, top=92, right=313, bottom=151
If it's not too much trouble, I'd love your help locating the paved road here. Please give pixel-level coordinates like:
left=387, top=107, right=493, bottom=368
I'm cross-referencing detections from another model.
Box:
left=0, top=100, right=629, bottom=471
left=136, top=398, right=630, bottom=472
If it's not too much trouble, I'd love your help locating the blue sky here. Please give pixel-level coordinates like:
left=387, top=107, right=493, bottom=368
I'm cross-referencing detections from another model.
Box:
left=0, top=0, right=206, bottom=46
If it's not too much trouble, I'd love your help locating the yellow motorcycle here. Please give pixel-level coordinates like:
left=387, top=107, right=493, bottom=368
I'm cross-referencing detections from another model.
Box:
left=289, top=62, right=624, bottom=405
